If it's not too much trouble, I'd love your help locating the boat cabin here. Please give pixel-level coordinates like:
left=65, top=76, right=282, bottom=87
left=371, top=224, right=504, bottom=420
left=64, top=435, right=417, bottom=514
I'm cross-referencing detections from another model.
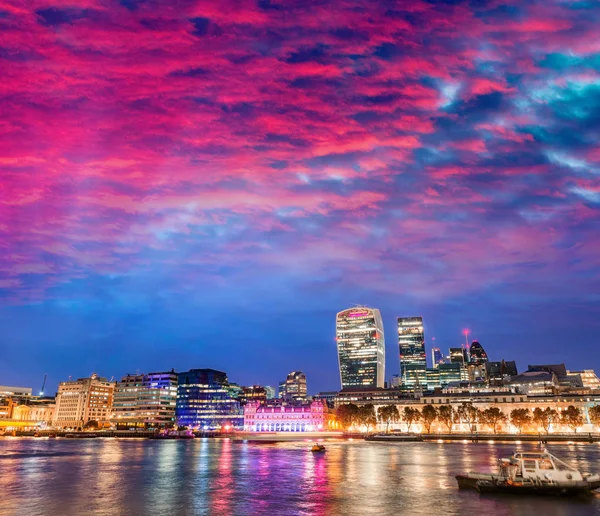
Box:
left=500, top=451, right=584, bottom=482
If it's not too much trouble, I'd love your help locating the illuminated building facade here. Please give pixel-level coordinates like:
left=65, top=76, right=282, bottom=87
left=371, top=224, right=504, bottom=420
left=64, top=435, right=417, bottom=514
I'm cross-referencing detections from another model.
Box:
left=240, top=385, right=268, bottom=404
left=243, top=399, right=332, bottom=432
left=280, top=371, right=307, bottom=401
left=468, top=341, right=488, bottom=364
left=398, top=317, right=426, bottom=387
left=112, top=371, right=178, bottom=429
left=431, top=348, right=444, bottom=368
left=264, top=386, right=276, bottom=399
left=176, top=369, right=243, bottom=429
left=568, top=370, right=600, bottom=390
left=336, top=307, right=385, bottom=388
left=52, top=373, right=115, bottom=429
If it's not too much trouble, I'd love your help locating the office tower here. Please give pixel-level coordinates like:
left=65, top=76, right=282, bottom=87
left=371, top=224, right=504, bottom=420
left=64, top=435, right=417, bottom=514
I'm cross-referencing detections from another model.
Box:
left=176, top=369, right=243, bottom=429
left=398, top=317, right=426, bottom=387
left=279, top=371, right=307, bottom=401
left=53, top=373, right=115, bottom=429
left=112, top=371, right=178, bottom=429
left=336, top=307, right=385, bottom=388
left=431, top=348, right=444, bottom=368
left=468, top=341, right=488, bottom=364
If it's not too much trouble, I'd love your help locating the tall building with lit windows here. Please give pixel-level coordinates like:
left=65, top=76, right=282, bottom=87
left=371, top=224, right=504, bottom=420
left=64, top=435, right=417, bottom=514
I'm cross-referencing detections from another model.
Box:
left=336, top=307, right=385, bottom=389
left=398, top=317, right=426, bottom=387
left=176, top=369, right=243, bottom=430
left=52, top=373, right=115, bottom=429
left=112, top=371, right=178, bottom=429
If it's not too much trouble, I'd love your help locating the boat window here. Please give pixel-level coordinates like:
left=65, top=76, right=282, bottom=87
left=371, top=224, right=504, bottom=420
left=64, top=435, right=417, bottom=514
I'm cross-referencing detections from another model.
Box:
left=523, top=460, right=536, bottom=470
left=539, top=459, right=553, bottom=470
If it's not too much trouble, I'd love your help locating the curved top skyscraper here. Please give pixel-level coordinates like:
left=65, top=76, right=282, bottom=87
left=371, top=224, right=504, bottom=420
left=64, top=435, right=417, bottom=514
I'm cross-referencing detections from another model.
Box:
left=468, top=341, right=488, bottom=364
left=336, top=307, right=385, bottom=389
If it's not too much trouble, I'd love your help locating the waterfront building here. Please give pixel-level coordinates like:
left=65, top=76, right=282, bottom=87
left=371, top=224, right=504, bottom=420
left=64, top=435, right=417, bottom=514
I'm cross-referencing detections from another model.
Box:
left=243, top=399, right=332, bottom=432
left=468, top=341, right=488, bottom=364
left=176, top=369, right=243, bottom=429
left=264, top=385, right=276, bottom=399
left=508, top=371, right=558, bottom=395
left=398, top=317, right=426, bottom=388
left=12, top=398, right=55, bottom=426
left=112, top=371, right=178, bottom=429
left=335, top=387, right=414, bottom=407
left=279, top=371, right=307, bottom=401
left=336, top=307, right=385, bottom=389
left=431, top=348, right=444, bottom=368
left=52, top=373, right=115, bottom=429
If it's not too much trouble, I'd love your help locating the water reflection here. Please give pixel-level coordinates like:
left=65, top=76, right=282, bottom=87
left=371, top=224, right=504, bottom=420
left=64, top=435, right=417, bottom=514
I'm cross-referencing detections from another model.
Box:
left=1, top=440, right=599, bottom=516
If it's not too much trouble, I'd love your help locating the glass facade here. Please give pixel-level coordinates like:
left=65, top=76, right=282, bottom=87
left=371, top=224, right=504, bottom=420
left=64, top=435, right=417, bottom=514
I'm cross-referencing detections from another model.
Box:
left=112, top=371, right=178, bottom=429
left=468, top=341, right=488, bottom=365
left=176, top=369, right=243, bottom=430
left=438, top=363, right=463, bottom=386
left=431, top=347, right=444, bottom=368
left=336, top=307, right=385, bottom=389
left=398, top=317, right=426, bottom=387
left=280, top=372, right=307, bottom=401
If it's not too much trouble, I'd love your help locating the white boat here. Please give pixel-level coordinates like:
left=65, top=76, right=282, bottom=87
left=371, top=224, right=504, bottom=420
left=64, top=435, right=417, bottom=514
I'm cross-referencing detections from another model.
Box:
left=456, top=450, right=600, bottom=496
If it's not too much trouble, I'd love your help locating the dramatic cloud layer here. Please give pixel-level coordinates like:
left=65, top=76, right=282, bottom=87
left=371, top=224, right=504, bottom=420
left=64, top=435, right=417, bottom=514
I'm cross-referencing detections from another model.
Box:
left=1, top=0, right=599, bottom=390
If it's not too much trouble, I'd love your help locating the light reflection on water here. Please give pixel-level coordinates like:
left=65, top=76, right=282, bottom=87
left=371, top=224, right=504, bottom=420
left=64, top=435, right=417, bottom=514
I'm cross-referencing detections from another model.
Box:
left=1, top=439, right=600, bottom=516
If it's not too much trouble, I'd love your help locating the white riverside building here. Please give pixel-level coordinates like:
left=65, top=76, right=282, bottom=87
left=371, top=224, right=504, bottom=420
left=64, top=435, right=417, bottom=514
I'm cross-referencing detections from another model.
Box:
left=336, top=307, right=385, bottom=389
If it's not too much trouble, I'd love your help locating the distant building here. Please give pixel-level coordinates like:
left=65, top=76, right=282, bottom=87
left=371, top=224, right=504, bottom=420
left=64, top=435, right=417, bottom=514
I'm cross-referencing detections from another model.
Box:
left=468, top=341, right=488, bottom=365
left=336, top=307, right=385, bottom=389
left=449, top=347, right=468, bottom=365
left=390, top=374, right=402, bottom=388
left=176, top=369, right=243, bottom=430
left=279, top=371, right=307, bottom=401
left=53, top=373, right=115, bottom=429
left=0, top=386, right=32, bottom=397
left=264, top=385, right=276, bottom=399
left=398, top=317, right=426, bottom=388
left=508, top=371, right=558, bottom=395
left=438, top=363, right=463, bottom=387
left=567, top=370, right=600, bottom=390
left=240, top=385, right=268, bottom=405
left=431, top=348, right=444, bottom=368
left=315, top=391, right=338, bottom=404
left=112, top=371, right=178, bottom=429
left=486, top=360, right=518, bottom=386
left=244, top=399, right=332, bottom=432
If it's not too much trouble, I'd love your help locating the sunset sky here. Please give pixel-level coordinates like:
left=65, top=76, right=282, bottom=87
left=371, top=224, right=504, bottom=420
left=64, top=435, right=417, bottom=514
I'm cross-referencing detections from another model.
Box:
left=1, top=0, right=599, bottom=393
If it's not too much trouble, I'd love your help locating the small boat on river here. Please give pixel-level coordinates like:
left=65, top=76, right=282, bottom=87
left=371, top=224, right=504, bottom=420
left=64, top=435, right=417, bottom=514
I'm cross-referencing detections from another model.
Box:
left=311, top=444, right=326, bottom=453
left=456, top=450, right=600, bottom=496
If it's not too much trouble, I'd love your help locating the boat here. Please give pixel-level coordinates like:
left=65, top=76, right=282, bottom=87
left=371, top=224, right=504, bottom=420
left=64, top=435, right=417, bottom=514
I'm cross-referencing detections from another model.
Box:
left=311, top=444, right=326, bottom=453
left=456, top=450, right=600, bottom=496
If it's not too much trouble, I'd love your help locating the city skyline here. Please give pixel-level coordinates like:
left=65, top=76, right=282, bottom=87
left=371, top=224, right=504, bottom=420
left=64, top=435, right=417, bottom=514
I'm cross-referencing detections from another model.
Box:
left=1, top=1, right=599, bottom=395
left=3, top=309, right=591, bottom=396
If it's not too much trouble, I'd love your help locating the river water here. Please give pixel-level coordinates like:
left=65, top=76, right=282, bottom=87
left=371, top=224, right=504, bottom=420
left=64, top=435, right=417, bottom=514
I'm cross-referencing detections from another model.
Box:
left=1, top=438, right=600, bottom=515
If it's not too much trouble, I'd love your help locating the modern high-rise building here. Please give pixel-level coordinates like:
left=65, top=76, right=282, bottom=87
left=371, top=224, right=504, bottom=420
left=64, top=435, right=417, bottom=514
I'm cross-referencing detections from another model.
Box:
left=264, top=386, right=276, bottom=399
left=112, top=371, right=178, bottom=429
left=52, top=373, right=115, bottom=429
left=279, top=371, right=307, bottom=401
left=336, top=307, right=385, bottom=388
left=468, top=341, right=488, bottom=364
left=398, top=317, right=426, bottom=387
left=175, top=369, right=243, bottom=430
left=431, top=348, right=444, bottom=368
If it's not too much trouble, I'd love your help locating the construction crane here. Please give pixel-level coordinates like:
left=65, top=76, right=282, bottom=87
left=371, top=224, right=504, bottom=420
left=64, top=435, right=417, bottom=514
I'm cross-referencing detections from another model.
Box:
left=39, top=374, right=47, bottom=396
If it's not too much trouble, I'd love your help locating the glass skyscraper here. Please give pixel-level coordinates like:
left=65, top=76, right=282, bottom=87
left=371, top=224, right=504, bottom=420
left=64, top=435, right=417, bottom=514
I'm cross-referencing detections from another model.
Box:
left=336, top=307, right=385, bottom=389
left=398, top=317, right=426, bottom=387
left=176, top=369, right=243, bottom=429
